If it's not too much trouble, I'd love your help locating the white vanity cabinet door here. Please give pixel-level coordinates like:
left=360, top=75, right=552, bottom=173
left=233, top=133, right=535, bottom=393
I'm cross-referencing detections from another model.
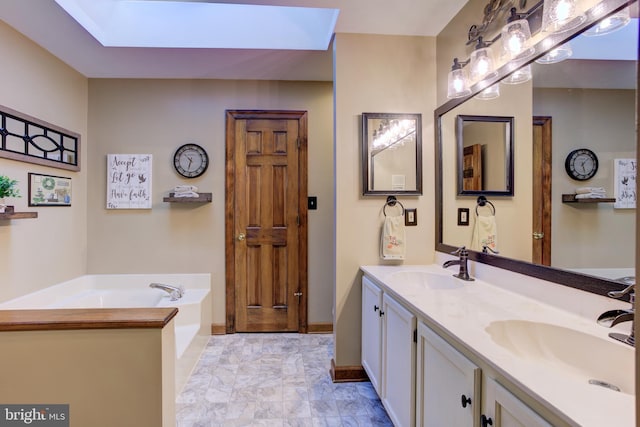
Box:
left=362, top=276, right=383, bottom=394
left=483, top=377, right=553, bottom=427
left=416, top=321, right=480, bottom=427
left=381, top=292, right=416, bottom=427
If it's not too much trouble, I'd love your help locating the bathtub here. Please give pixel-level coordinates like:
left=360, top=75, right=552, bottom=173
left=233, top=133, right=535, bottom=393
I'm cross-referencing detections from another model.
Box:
left=0, top=273, right=212, bottom=395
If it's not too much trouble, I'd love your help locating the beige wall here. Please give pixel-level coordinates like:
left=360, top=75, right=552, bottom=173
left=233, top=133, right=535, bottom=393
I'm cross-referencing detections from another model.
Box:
left=534, top=88, right=636, bottom=269
left=87, top=79, right=334, bottom=325
left=441, top=82, right=533, bottom=260
left=333, top=33, right=437, bottom=366
left=0, top=21, right=88, bottom=301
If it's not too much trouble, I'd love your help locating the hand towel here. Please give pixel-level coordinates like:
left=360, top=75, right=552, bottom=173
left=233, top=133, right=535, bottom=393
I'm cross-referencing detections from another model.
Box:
left=380, top=215, right=406, bottom=260
left=471, top=214, right=498, bottom=252
left=174, top=185, right=198, bottom=193
left=576, top=187, right=605, bottom=194
left=173, top=191, right=200, bottom=198
left=575, top=193, right=606, bottom=199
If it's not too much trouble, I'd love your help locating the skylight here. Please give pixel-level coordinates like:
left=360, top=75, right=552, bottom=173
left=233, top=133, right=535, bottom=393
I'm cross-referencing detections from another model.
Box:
left=54, top=0, right=339, bottom=50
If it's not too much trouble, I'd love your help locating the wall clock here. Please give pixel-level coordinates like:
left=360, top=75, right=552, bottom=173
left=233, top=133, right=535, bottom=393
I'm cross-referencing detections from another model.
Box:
left=173, top=143, right=209, bottom=178
left=564, top=148, right=598, bottom=181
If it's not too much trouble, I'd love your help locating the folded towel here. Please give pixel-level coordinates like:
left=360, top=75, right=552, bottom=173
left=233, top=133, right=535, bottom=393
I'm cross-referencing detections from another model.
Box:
left=576, top=187, right=605, bottom=194
left=380, top=215, right=406, bottom=260
left=173, top=191, right=200, bottom=198
left=471, top=214, right=498, bottom=252
left=174, top=185, right=198, bottom=193
left=575, top=193, right=606, bottom=199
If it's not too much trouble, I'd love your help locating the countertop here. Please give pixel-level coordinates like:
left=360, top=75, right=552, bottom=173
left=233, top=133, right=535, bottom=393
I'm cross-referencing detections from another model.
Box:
left=360, top=264, right=635, bottom=427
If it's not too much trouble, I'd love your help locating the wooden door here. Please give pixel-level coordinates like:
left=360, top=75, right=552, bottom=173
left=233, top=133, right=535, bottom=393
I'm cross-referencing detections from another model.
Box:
left=532, top=117, right=552, bottom=266
left=463, top=144, right=482, bottom=191
left=225, top=110, right=308, bottom=333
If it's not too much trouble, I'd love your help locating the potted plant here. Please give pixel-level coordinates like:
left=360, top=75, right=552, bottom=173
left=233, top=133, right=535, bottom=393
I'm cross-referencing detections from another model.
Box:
left=0, top=175, right=21, bottom=213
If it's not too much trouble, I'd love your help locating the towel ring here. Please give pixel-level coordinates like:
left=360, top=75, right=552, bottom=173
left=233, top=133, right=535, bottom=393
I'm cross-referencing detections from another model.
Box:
left=476, top=196, right=495, bottom=216
left=384, top=196, right=405, bottom=216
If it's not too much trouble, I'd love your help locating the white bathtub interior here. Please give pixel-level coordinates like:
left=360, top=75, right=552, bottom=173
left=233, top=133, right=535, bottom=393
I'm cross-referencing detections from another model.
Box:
left=0, top=273, right=212, bottom=395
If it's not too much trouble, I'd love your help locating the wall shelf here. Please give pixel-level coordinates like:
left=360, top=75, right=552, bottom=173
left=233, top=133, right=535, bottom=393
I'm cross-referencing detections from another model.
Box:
left=562, top=194, right=616, bottom=204
left=163, top=192, right=212, bottom=203
left=0, top=212, right=38, bottom=220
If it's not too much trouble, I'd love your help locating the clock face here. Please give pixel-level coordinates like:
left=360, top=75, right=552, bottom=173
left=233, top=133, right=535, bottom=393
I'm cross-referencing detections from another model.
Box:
left=565, top=148, right=598, bottom=181
left=173, top=143, right=209, bottom=178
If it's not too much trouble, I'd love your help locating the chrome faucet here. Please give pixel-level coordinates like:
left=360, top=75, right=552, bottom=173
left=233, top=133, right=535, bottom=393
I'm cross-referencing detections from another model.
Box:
left=149, top=283, right=185, bottom=301
left=597, top=278, right=635, bottom=347
left=443, top=246, right=474, bottom=281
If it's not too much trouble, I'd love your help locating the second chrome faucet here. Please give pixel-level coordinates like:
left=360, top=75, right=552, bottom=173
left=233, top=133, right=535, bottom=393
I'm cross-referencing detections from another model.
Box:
left=443, top=246, right=474, bottom=281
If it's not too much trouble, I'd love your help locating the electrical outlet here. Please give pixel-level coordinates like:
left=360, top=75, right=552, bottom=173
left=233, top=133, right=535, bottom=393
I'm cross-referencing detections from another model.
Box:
left=405, top=208, right=417, bottom=226
left=458, top=208, right=470, bottom=226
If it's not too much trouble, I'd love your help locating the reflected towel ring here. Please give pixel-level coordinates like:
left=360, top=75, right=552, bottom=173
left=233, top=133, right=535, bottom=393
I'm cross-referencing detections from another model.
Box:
left=384, top=196, right=405, bottom=216
left=476, top=195, right=495, bottom=216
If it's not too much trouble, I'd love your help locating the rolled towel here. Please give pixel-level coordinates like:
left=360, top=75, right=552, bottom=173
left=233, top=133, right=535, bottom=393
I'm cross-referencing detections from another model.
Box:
left=174, top=185, right=198, bottom=193
left=575, top=193, right=605, bottom=199
left=576, top=187, right=605, bottom=194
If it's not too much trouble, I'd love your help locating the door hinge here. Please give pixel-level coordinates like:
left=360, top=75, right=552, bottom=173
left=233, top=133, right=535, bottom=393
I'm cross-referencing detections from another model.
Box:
left=413, top=329, right=417, bottom=343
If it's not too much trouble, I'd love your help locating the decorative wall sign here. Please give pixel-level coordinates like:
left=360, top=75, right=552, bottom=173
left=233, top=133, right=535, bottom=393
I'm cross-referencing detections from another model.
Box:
left=0, top=104, right=80, bottom=171
left=28, top=173, right=72, bottom=206
left=106, top=154, right=152, bottom=209
left=614, top=158, right=637, bottom=209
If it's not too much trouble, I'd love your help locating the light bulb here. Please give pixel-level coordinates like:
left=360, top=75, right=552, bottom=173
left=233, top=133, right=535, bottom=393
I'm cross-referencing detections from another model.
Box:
left=501, top=19, right=535, bottom=60
left=542, top=0, right=586, bottom=33
left=447, top=59, right=471, bottom=99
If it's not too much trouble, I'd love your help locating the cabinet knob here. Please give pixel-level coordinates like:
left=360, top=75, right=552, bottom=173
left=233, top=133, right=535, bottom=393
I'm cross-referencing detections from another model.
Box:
left=379, top=310, right=385, bottom=317
left=374, top=305, right=379, bottom=312
left=460, top=394, right=471, bottom=408
left=481, top=415, right=493, bottom=427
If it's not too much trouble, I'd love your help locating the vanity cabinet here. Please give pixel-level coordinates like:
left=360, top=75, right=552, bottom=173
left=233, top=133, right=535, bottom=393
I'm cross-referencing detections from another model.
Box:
left=361, top=276, right=416, bottom=427
left=483, top=377, right=553, bottom=427
left=416, top=321, right=480, bottom=427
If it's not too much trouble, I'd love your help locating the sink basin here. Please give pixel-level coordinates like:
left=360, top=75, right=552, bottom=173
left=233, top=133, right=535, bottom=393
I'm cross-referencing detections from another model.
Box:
left=485, top=320, right=635, bottom=395
left=384, top=270, right=464, bottom=290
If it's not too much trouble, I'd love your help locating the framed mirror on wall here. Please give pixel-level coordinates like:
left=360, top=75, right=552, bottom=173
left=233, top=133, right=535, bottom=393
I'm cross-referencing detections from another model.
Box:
left=456, top=115, right=514, bottom=196
left=435, top=0, right=637, bottom=297
left=362, top=112, right=422, bottom=196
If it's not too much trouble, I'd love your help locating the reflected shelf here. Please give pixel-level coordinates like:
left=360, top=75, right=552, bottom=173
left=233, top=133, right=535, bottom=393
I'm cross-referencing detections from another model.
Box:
left=562, top=194, right=617, bottom=204
left=163, top=192, right=212, bottom=203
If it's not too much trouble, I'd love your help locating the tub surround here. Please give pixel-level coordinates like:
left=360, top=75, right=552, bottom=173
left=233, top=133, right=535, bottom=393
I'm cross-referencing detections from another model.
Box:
left=0, top=308, right=176, bottom=427
left=361, top=263, right=634, bottom=427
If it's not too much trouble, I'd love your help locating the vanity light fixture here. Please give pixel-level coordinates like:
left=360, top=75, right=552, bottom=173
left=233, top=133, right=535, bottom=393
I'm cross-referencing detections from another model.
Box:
left=583, top=6, right=630, bottom=36
left=501, top=64, right=532, bottom=84
left=469, top=37, right=498, bottom=83
left=475, top=83, right=500, bottom=100
left=535, top=41, right=573, bottom=63
left=542, top=0, right=586, bottom=33
left=501, top=7, right=535, bottom=60
left=447, top=58, right=472, bottom=99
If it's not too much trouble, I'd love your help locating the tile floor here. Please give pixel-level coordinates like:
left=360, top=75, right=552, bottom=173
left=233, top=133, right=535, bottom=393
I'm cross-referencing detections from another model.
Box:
left=176, top=333, right=393, bottom=426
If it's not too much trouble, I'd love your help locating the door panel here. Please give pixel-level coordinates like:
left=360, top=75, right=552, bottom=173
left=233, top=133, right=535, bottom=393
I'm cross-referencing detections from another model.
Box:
left=226, top=111, right=308, bottom=333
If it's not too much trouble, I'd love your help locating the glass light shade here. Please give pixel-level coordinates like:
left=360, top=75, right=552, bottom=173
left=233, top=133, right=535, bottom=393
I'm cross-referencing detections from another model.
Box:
left=542, top=0, right=586, bottom=33
left=470, top=47, right=498, bottom=82
left=501, top=19, right=535, bottom=60
left=502, top=64, right=532, bottom=84
left=447, top=68, right=471, bottom=99
left=535, top=42, right=572, bottom=64
left=583, top=8, right=630, bottom=36
left=475, top=83, right=500, bottom=100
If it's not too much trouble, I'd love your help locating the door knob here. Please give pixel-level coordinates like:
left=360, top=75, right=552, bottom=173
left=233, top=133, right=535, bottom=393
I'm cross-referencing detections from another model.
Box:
left=533, top=231, right=544, bottom=240
left=237, top=233, right=246, bottom=241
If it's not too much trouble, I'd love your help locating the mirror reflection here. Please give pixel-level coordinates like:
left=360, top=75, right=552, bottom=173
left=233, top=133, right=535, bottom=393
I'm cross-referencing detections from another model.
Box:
left=456, top=115, right=514, bottom=195
left=362, top=113, right=422, bottom=195
left=438, top=3, right=637, bottom=285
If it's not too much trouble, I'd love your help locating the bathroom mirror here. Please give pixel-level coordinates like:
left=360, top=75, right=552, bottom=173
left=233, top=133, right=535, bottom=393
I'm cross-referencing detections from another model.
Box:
left=362, top=112, right=422, bottom=195
left=456, top=115, right=514, bottom=196
left=436, top=0, right=637, bottom=297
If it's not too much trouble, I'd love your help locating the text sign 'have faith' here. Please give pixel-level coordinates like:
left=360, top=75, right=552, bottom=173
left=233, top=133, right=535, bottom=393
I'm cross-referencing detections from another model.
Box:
left=106, top=154, right=152, bottom=209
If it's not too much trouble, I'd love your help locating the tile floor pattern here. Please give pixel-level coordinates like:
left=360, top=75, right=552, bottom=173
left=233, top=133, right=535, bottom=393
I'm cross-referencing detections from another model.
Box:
left=176, top=333, right=394, bottom=426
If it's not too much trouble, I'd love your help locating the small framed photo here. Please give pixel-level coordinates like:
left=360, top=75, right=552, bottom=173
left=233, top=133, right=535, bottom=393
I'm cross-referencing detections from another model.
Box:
left=457, top=208, right=470, bottom=226
left=28, top=173, right=72, bottom=206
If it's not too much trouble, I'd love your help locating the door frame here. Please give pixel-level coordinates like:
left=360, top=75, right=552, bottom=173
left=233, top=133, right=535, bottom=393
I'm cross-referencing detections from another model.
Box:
left=532, top=116, right=552, bottom=265
left=224, top=110, right=308, bottom=333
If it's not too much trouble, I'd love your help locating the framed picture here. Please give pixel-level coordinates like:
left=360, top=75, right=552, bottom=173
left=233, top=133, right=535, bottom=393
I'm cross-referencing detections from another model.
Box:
left=106, top=154, right=152, bottom=209
left=28, top=173, right=72, bottom=206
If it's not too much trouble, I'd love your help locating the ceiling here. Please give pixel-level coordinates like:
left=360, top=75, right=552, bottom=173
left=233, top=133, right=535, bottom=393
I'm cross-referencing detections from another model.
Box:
left=0, top=0, right=469, bottom=80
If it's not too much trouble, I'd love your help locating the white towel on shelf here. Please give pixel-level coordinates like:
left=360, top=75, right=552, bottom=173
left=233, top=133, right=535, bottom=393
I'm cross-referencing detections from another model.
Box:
left=471, top=214, right=498, bottom=252
left=575, top=193, right=606, bottom=199
left=173, top=185, right=199, bottom=198
left=380, top=215, right=406, bottom=260
left=576, top=187, right=605, bottom=194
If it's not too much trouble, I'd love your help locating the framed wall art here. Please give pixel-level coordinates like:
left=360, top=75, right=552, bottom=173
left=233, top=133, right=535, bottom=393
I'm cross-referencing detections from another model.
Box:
left=28, top=173, right=72, bottom=206
left=106, top=154, right=152, bottom=209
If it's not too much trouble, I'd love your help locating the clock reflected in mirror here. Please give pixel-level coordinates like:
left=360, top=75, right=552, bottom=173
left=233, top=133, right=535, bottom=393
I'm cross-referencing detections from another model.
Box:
left=564, top=148, right=598, bottom=181
left=173, top=143, right=209, bottom=178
